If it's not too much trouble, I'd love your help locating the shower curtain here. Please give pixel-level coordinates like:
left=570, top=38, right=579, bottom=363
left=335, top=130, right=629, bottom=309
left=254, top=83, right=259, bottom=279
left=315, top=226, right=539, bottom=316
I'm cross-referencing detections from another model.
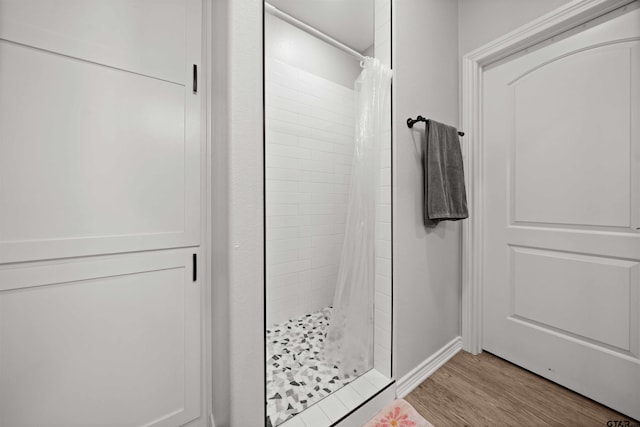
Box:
left=324, top=57, right=392, bottom=375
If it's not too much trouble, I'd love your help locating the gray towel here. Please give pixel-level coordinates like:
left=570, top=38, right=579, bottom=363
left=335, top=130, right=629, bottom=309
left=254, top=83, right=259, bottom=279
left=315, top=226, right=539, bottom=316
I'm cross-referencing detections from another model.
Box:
left=423, top=119, right=469, bottom=227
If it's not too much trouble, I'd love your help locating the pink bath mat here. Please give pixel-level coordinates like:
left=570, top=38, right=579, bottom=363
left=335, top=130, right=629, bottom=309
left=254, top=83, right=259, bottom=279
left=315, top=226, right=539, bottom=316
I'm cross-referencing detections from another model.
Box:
left=364, top=399, right=434, bottom=427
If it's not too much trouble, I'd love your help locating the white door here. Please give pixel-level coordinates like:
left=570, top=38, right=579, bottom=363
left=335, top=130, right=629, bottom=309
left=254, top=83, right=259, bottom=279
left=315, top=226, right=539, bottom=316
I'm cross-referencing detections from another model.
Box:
left=483, top=4, right=640, bottom=420
left=0, top=1, right=204, bottom=426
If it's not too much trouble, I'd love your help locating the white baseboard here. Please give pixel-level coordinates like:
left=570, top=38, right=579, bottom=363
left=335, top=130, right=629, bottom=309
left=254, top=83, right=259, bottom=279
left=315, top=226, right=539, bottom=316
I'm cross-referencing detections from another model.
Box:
left=396, top=336, right=463, bottom=398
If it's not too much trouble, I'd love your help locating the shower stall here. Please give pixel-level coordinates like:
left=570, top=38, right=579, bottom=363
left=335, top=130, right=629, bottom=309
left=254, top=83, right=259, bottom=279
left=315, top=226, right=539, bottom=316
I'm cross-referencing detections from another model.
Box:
left=264, top=1, right=393, bottom=426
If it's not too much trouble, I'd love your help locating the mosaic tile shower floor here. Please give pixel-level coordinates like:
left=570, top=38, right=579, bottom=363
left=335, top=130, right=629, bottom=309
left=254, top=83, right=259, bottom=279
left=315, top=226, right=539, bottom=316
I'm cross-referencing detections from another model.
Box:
left=266, top=307, right=359, bottom=427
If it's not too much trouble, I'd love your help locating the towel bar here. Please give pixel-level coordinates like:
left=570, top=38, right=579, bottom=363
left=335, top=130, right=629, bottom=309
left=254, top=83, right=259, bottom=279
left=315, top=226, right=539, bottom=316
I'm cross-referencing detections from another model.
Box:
left=407, top=115, right=465, bottom=136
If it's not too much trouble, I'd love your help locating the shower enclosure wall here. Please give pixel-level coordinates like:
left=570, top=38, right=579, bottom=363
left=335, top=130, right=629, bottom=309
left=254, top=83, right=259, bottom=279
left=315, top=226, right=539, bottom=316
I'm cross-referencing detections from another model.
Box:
left=265, top=1, right=392, bottom=425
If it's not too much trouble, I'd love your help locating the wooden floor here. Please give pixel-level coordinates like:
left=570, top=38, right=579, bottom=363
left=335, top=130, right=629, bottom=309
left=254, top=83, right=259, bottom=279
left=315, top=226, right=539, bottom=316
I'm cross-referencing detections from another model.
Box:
left=405, top=351, right=638, bottom=427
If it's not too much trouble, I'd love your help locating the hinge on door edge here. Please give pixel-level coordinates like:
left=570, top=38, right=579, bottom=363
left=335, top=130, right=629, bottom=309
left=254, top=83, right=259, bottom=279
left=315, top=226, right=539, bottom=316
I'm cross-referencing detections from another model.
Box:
left=193, top=253, right=197, bottom=282
left=193, top=64, right=198, bottom=93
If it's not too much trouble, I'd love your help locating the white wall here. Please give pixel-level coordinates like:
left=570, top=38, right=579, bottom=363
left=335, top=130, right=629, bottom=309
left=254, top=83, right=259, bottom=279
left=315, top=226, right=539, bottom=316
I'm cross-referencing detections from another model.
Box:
left=265, top=56, right=356, bottom=325
left=392, top=0, right=462, bottom=380
left=227, top=0, right=264, bottom=421
left=209, top=0, right=230, bottom=424
left=265, top=14, right=361, bottom=89
left=210, top=0, right=264, bottom=426
left=458, top=0, right=572, bottom=55
left=390, top=0, right=573, bottom=383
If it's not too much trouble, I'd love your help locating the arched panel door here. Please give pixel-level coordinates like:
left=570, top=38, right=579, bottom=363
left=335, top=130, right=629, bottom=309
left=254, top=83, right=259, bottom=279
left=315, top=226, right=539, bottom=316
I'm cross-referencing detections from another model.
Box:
left=483, top=5, right=640, bottom=420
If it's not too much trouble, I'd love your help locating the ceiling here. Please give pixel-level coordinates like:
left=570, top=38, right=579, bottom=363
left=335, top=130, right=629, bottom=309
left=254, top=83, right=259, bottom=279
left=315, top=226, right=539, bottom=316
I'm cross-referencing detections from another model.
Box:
left=267, top=0, right=375, bottom=53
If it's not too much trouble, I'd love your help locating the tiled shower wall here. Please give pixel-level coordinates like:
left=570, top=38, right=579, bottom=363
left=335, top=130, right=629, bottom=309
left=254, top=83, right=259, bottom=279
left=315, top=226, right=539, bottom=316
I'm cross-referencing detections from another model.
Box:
left=374, top=0, right=393, bottom=378
left=265, top=59, right=355, bottom=326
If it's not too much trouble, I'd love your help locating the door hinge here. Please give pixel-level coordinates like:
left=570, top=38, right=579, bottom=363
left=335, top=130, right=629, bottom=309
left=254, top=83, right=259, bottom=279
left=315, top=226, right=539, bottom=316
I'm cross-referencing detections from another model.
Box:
left=193, top=64, right=198, bottom=94
left=192, top=253, right=197, bottom=282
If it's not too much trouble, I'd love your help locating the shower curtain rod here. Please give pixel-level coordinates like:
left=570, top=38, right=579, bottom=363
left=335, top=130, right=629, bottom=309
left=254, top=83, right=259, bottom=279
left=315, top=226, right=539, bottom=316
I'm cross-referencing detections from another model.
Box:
left=265, top=2, right=367, bottom=62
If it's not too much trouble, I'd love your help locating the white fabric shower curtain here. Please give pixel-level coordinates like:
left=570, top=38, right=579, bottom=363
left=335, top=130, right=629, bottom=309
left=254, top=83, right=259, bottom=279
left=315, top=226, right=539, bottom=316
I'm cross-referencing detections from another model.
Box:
left=324, top=57, right=392, bottom=375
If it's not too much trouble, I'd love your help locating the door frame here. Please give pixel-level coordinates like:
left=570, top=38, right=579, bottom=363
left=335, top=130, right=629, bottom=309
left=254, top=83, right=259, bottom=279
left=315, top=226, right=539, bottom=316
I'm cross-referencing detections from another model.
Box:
left=460, top=0, right=636, bottom=354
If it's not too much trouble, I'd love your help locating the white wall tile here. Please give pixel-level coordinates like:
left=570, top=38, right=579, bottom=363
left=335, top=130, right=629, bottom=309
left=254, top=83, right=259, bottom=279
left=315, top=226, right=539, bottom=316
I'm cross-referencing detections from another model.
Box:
left=375, top=240, right=392, bottom=259
left=310, top=192, right=347, bottom=205
left=375, top=257, right=392, bottom=278
left=267, top=130, right=299, bottom=146
left=266, top=42, right=392, bottom=386
left=375, top=324, right=392, bottom=350
left=311, top=234, right=343, bottom=249
left=269, top=144, right=311, bottom=159
left=375, top=291, right=392, bottom=317
left=375, top=274, right=391, bottom=297
left=361, top=369, right=391, bottom=390
left=379, top=167, right=391, bottom=186
left=299, top=136, right=340, bottom=154
left=267, top=249, right=300, bottom=266
left=267, top=192, right=310, bottom=205
left=375, top=222, right=392, bottom=241
left=373, top=349, right=391, bottom=377
left=375, top=0, right=391, bottom=28
left=267, top=226, right=300, bottom=241
left=268, top=118, right=311, bottom=137
left=317, top=395, right=349, bottom=423
left=376, top=204, right=392, bottom=223
left=267, top=271, right=298, bottom=287
left=267, top=168, right=305, bottom=182
left=350, top=375, right=379, bottom=400
left=308, top=214, right=338, bottom=226
left=304, top=182, right=334, bottom=194
left=373, top=0, right=393, bottom=373
left=268, top=180, right=300, bottom=193
left=268, top=259, right=312, bottom=277
left=270, top=238, right=311, bottom=252
left=268, top=203, right=299, bottom=216
left=309, top=171, right=344, bottom=183
left=379, top=186, right=391, bottom=202
left=279, top=413, right=306, bottom=427
left=266, top=60, right=356, bottom=326
left=268, top=215, right=306, bottom=228
left=299, top=403, right=332, bottom=427
left=266, top=154, right=303, bottom=169
left=334, top=385, right=364, bottom=411
left=311, top=265, right=339, bottom=279
left=299, top=224, right=333, bottom=238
